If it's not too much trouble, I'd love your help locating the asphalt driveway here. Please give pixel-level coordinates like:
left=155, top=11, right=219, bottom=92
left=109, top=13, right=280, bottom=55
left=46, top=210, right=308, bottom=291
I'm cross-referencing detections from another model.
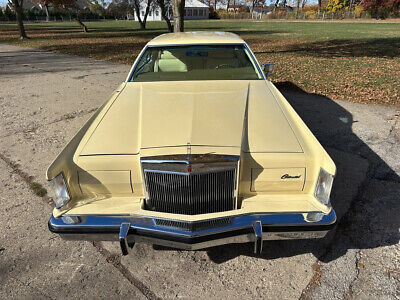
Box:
left=0, top=44, right=399, bottom=299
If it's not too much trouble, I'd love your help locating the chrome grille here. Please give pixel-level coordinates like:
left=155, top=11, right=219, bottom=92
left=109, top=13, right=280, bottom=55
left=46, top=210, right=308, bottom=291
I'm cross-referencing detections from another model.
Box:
left=155, top=217, right=233, bottom=231
left=144, top=169, right=236, bottom=215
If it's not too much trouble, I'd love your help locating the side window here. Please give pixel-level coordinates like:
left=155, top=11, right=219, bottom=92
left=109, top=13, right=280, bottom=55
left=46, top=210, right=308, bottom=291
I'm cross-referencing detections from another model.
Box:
left=193, top=9, right=198, bottom=16
left=188, top=9, right=192, bottom=16
left=141, top=11, right=144, bottom=16
left=155, top=10, right=159, bottom=16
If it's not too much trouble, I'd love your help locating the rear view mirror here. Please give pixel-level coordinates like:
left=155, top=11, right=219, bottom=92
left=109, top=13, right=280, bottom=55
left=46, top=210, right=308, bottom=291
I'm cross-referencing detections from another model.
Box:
left=262, top=63, right=274, bottom=79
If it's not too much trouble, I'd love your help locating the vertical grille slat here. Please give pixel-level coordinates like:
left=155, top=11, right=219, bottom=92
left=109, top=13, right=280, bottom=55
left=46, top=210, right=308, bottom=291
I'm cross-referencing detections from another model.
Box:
left=145, top=169, right=236, bottom=215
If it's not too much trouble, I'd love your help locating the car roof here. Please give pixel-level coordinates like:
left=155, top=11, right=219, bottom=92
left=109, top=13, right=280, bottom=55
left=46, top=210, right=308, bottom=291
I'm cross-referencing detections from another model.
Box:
left=147, top=31, right=245, bottom=46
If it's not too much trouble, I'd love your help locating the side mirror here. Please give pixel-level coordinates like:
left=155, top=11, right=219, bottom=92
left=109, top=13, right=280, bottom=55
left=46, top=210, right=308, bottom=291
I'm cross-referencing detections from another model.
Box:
left=262, top=63, right=274, bottom=79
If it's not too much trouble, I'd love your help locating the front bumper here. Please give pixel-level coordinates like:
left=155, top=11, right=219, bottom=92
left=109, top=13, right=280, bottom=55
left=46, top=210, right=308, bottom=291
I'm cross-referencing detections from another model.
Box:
left=49, top=209, right=337, bottom=255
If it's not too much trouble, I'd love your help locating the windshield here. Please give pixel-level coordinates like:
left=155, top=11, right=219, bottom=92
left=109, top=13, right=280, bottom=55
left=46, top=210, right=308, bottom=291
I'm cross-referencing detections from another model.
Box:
left=129, top=44, right=262, bottom=82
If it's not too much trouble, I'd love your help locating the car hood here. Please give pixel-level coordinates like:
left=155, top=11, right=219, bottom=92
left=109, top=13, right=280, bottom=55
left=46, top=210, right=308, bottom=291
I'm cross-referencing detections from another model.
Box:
left=79, top=80, right=303, bottom=156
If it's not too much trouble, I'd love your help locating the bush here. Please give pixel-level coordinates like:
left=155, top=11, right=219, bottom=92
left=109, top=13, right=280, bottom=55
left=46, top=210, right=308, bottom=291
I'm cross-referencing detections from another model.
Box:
left=4, top=8, right=16, bottom=21
left=25, top=9, right=37, bottom=20
left=208, top=7, right=220, bottom=19
left=217, top=10, right=252, bottom=19
left=305, top=9, right=318, bottom=19
left=303, top=5, right=319, bottom=12
left=217, top=11, right=232, bottom=19
left=354, top=5, right=364, bottom=18
left=363, top=0, right=400, bottom=19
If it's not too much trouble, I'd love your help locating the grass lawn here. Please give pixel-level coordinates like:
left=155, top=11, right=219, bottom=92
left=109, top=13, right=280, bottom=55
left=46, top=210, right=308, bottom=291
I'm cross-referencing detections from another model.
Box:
left=1, top=20, right=399, bottom=106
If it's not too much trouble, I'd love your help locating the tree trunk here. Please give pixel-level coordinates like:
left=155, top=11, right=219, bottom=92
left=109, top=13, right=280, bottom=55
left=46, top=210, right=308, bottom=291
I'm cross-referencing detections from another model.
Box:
left=141, top=0, right=152, bottom=29
left=44, top=3, right=50, bottom=21
left=317, top=0, right=322, bottom=13
left=75, top=12, right=88, bottom=33
left=295, top=0, right=300, bottom=18
left=12, top=0, right=28, bottom=39
left=133, top=0, right=152, bottom=30
left=133, top=0, right=143, bottom=27
left=274, top=0, right=279, bottom=11
left=157, top=0, right=173, bottom=32
left=349, top=0, right=354, bottom=14
left=172, top=0, right=184, bottom=32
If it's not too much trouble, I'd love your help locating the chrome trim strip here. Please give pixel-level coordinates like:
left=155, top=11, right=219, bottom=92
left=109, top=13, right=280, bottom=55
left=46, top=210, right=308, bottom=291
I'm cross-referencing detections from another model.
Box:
left=58, top=230, right=329, bottom=246
left=141, top=154, right=241, bottom=163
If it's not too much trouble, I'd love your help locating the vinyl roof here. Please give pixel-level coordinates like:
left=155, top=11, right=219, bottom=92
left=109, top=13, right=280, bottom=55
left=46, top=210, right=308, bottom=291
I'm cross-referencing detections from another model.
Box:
left=147, top=32, right=245, bottom=46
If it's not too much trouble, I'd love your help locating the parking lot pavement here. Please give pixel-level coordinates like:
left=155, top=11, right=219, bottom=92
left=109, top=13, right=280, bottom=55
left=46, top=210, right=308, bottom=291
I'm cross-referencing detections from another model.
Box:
left=0, top=44, right=399, bottom=299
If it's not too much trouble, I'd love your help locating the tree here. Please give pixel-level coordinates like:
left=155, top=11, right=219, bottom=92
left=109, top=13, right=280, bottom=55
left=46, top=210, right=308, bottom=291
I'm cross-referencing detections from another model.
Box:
left=45, top=0, right=89, bottom=32
left=248, top=0, right=265, bottom=13
left=108, top=0, right=129, bottom=18
left=132, top=0, right=153, bottom=29
left=363, top=0, right=400, bottom=18
left=8, top=0, right=28, bottom=39
left=44, top=2, right=50, bottom=20
left=325, top=0, right=349, bottom=13
left=273, top=0, right=280, bottom=11
left=348, top=0, right=354, bottom=12
left=156, top=0, right=173, bottom=32
left=32, top=0, right=54, bottom=21
left=88, top=0, right=107, bottom=19
left=172, top=0, right=184, bottom=32
left=33, top=0, right=51, bottom=21
left=226, top=0, right=230, bottom=11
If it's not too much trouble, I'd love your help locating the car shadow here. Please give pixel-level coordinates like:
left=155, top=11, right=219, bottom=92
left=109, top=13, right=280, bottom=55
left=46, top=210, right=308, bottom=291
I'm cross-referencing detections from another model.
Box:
left=203, top=82, right=400, bottom=264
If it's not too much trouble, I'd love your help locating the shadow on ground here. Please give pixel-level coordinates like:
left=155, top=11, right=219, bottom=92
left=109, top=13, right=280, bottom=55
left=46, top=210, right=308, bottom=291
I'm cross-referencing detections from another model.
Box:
left=155, top=82, right=400, bottom=263
left=252, top=38, right=400, bottom=58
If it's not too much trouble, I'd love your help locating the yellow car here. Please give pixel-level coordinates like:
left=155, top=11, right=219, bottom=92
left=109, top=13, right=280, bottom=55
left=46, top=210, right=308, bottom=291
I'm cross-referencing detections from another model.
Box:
left=47, top=32, right=336, bottom=255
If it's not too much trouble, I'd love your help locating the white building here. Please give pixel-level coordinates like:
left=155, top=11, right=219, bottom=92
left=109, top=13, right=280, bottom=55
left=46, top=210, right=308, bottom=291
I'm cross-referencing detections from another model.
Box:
left=134, top=4, right=164, bottom=21
left=134, top=0, right=209, bottom=21
left=184, top=0, right=209, bottom=19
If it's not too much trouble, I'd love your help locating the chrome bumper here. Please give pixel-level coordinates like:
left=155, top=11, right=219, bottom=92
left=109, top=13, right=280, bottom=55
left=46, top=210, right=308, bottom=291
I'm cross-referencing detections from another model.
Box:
left=48, top=209, right=337, bottom=255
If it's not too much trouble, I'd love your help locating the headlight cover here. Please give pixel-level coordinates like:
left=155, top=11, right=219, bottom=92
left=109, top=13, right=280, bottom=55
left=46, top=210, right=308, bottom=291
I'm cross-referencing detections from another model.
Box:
left=314, top=168, right=334, bottom=206
left=50, top=173, right=70, bottom=209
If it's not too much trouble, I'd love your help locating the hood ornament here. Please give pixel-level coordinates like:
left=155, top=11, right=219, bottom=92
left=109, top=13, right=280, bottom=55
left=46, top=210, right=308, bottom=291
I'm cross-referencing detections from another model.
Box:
left=187, top=142, right=192, bottom=173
